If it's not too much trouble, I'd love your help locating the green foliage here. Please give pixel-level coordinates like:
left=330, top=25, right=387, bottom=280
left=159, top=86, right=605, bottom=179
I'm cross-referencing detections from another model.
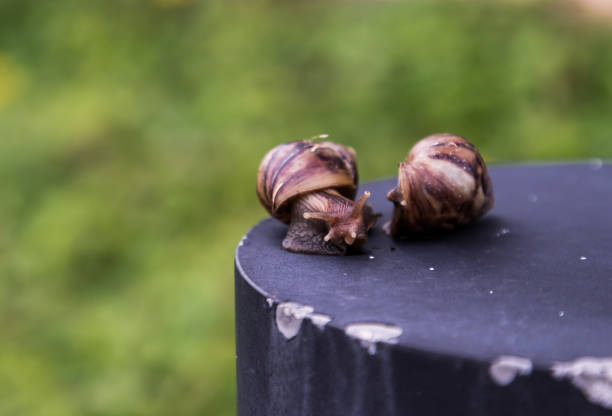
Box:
left=0, top=0, right=611, bottom=414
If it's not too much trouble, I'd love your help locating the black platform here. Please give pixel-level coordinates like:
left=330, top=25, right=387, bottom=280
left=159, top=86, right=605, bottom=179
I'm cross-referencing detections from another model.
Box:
left=235, top=163, right=612, bottom=416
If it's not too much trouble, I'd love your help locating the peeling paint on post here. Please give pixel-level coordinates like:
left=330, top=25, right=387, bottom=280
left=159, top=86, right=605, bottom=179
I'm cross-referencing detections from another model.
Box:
left=489, top=356, right=533, bottom=386
left=552, top=357, right=612, bottom=410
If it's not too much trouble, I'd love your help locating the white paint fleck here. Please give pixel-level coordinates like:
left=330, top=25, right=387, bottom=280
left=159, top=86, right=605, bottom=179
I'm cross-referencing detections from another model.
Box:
left=309, top=313, right=332, bottom=330
left=580, top=256, right=588, bottom=261
left=343, top=272, right=348, bottom=276
left=368, top=255, right=375, bottom=260
left=489, top=290, right=494, bottom=294
left=345, top=322, right=402, bottom=355
left=490, top=356, right=533, bottom=386
left=266, top=298, right=275, bottom=308
left=275, top=302, right=314, bottom=339
left=589, top=158, right=603, bottom=171
left=558, top=311, right=565, bottom=317
left=496, top=228, right=511, bottom=237
left=238, top=236, right=248, bottom=247
left=552, top=357, right=612, bottom=409
left=429, top=267, right=435, bottom=271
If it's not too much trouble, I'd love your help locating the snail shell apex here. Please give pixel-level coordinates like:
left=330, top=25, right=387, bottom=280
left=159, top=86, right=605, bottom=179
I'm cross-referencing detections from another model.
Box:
left=386, top=133, right=494, bottom=236
left=257, top=140, right=358, bottom=223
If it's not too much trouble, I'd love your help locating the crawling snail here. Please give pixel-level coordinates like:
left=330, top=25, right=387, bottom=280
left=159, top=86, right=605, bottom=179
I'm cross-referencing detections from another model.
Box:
left=257, top=137, right=379, bottom=255
left=384, top=133, right=494, bottom=238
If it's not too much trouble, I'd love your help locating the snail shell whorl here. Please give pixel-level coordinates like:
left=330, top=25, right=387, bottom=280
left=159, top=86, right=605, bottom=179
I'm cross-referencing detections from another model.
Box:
left=256, top=140, right=358, bottom=223
left=386, top=133, right=494, bottom=236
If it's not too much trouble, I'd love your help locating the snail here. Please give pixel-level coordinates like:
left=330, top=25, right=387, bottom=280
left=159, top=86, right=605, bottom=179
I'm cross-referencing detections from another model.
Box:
left=384, top=133, right=494, bottom=238
left=257, top=137, right=379, bottom=255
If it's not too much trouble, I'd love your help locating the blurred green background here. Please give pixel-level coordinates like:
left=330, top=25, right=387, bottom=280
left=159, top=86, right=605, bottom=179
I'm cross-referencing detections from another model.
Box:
left=0, top=0, right=611, bottom=414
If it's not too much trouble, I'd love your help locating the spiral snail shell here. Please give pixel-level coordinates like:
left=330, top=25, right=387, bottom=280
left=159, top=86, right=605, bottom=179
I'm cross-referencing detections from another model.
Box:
left=257, top=137, right=378, bottom=255
left=384, top=133, right=494, bottom=237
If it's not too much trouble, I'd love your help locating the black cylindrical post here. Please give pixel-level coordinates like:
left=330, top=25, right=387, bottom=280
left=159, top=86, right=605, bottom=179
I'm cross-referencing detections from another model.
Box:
left=236, top=164, right=612, bottom=416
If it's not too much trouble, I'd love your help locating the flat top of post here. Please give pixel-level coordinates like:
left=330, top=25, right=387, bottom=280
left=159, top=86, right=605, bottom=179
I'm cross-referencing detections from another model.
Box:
left=236, top=163, right=612, bottom=366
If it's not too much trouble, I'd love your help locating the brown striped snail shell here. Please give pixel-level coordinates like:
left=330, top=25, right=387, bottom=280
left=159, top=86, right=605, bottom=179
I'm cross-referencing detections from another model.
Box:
left=384, top=133, right=494, bottom=238
left=257, top=137, right=379, bottom=255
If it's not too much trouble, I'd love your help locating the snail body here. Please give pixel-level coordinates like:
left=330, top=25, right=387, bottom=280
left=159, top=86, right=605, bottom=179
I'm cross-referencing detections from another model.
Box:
left=385, top=133, right=494, bottom=237
left=257, top=138, right=378, bottom=255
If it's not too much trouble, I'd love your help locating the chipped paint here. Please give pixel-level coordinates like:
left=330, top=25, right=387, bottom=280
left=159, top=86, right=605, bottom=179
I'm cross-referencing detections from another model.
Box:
left=589, top=158, right=603, bottom=171
left=489, top=356, right=533, bottom=386
left=275, top=302, right=332, bottom=339
left=309, top=313, right=331, bottom=330
left=275, top=302, right=314, bottom=339
left=345, top=322, right=402, bottom=355
left=552, top=357, right=612, bottom=409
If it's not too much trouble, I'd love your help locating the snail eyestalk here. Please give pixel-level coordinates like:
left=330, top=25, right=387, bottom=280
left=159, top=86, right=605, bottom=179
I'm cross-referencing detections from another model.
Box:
left=351, top=191, right=370, bottom=218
